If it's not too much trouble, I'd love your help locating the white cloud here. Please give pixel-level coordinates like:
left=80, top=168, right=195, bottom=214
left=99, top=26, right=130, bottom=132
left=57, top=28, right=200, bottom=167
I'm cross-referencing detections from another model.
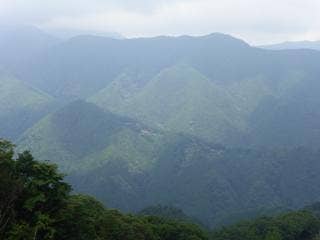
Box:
left=0, top=0, right=320, bottom=44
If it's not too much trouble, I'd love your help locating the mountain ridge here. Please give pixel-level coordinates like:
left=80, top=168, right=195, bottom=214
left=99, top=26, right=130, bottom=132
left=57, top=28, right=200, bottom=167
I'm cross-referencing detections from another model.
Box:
left=259, top=40, right=320, bottom=51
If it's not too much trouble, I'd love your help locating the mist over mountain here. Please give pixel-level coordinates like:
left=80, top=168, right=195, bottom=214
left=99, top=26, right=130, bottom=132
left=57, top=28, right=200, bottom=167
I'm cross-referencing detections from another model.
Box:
left=0, top=25, right=60, bottom=75
left=0, top=70, right=56, bottom=140
left=2, top=25, right=320, bottom=229
left=260, top=40, right=320, bottom=51
left=46, top=28, right=124, bottom=40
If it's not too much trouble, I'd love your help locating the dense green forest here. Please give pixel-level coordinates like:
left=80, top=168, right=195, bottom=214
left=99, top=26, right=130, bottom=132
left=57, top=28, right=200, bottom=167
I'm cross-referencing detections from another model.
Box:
left=15, top=100, right=320, bottom=227
left=211, top=210, right=320, bottom=240
left=2, top=138, right=320, bottom=239
left=0, top=139, right=207, bottom=239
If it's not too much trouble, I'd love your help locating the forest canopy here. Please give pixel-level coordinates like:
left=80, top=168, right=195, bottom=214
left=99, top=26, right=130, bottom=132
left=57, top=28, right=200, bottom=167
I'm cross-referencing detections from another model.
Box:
left=2, top=138, right=320, bottom=240
left=0, top=139, right=208, bottom=240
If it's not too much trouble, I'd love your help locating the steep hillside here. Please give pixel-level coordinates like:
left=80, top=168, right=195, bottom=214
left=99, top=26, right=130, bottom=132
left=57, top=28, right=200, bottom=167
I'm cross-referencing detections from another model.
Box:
left=247, top=68, right=320, bottom=148
left=0, top=71, right=55, bottom=140
left=90, top=64, right=260, bottom=143
left=4, top=31, right=320, bottom=147
left=84, top=35, right=320, bottom=146
left=0, top=140, right=208, bottom=240
left=17, top=100, right=164, bottom=172
left=13, top=33, right=251, bottom=99
left=6, top=31, right=320, bottom=230
left=90, top=64, right=296, bottom=144
left=69, top=135, right=320, bottom=227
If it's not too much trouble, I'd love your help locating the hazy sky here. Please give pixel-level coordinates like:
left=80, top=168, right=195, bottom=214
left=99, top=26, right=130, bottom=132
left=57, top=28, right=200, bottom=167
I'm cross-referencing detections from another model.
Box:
left=0, top=0, right=320, bottom=44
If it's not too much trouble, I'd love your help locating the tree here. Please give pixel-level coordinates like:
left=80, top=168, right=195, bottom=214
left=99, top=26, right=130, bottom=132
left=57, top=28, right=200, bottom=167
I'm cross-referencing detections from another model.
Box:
left=0, top=139, right=209, bottom=239
left=54, top=195, right=105, bottom=240
left=13, top=151, right=71, bottom=239
left=0, top=139, right=22, bottom=238
left=0, top=139, right=71, bottom=239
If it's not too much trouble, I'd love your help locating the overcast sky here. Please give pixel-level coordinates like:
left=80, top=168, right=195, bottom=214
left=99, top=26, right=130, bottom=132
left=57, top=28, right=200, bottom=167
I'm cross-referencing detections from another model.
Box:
left=0, top=0, right=319, bottom=44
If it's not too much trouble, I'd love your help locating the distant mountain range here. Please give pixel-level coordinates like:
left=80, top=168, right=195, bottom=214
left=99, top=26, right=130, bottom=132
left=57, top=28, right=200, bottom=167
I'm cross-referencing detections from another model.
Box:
left=46, top=28, right=124, bottom=40
left=259, top=40, right=320, bottom=51
left=2, top=25, right=320, bottom=227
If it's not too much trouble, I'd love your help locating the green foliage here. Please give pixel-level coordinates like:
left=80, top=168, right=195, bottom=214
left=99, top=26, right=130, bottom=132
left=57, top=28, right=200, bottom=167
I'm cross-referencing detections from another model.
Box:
left=3, top=141, right=320, bottom=240
left=17, top=100, right=163, bottom=172
left=0, top=140, right=22, bottom=237
left=139, top=205, right=201, bottom=225
left=0, top=139, right=208, bottom=239
left=211, top=211, right=320, bottom=240
left=0, top=73, right=54, bottom=140
left=54, top=194, right=208, bottom=240
left=144, top=216, right=208, bottom=240
left=69, top=137, right=320, bottom=227
left=8, top=30, right=320, bottom=147
left=89, top=64, right=263, bottom=143
left=54, top=195, right=105, bottom=240
left=0, top=139, right=71, bottom=239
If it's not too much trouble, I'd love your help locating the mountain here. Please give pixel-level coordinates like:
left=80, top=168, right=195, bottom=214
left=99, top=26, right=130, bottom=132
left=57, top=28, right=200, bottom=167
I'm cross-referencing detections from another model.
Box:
left=18, top=99, right=317, bottom=227
left=4, top=31, right=320, bottom=228
left=5, top=31, right=320, bottom=146
left=0, top=71, right=55, bottom=140
left=260, top=40, right=320, bottom=51
left=89, top=64, right=251, bottom=143
left=0, top=25, right=60, bottom=77
left=0, top=140, right=209, bottom=240
left=68, top=136, right=320, bottom=227
left=88, top=48, right=320, bottom=145
left=247, top=70, right=320, bottom=147
left=47, top=28, right=124, bottom=39
left=17, top=100, right=164, bottom=172
left=4, top=138, right=320, bottom=239
left=17, top=33, right=251, bottom=100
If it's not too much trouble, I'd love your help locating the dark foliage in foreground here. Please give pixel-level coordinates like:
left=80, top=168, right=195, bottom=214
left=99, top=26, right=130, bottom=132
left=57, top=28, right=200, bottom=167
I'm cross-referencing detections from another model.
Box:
left=0, top=139, right=207, bottom=240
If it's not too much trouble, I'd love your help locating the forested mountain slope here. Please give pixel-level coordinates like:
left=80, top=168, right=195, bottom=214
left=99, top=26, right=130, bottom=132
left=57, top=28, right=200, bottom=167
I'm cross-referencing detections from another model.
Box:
left=2, top=27, right=320, bottom=146
left=2, top=26, right=320, bottom=229
left=17, top=100, right=164, bottom=172
left=0, top=139, right=208, bottom=240
left=69, top=138, right=320, bottom=227
left=0, top=71, right=55, bottom=140
left=5, top=139, right=320, bottom=239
